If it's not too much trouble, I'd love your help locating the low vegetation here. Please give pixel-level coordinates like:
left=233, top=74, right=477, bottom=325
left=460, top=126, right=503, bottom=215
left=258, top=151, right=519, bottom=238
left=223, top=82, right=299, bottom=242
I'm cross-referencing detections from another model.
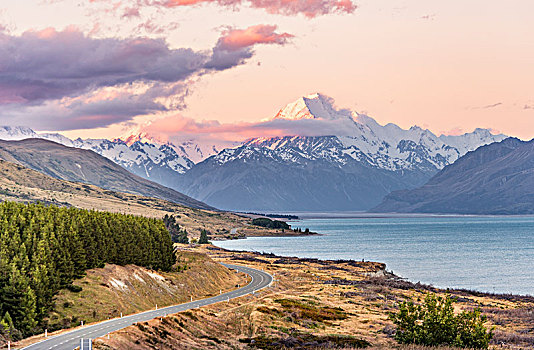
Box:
left=390, top=293, right=494, bottom=349
left=240, top=332, right=371, bottom=349
left=272, top=298, right=348, bottom=324
left=88, top=246, right=534, bottom=349
left=163, top=214, right=189, bottom=244
left=0, top=201, right=175, bottom=339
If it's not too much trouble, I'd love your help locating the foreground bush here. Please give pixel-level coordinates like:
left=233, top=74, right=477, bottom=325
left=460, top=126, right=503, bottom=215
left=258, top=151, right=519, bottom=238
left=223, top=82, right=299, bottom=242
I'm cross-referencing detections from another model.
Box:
left=390, top=293, right=493, bottom=349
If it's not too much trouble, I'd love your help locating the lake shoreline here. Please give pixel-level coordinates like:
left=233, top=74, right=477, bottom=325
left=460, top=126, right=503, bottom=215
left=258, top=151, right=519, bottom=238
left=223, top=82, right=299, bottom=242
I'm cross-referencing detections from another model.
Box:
left=214, top=215, right=534, bottom=296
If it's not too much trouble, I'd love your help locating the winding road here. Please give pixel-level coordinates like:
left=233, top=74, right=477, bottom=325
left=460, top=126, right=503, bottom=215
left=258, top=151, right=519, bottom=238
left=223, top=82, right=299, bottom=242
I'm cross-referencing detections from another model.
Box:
left=20, top=263, right=272, bottom=350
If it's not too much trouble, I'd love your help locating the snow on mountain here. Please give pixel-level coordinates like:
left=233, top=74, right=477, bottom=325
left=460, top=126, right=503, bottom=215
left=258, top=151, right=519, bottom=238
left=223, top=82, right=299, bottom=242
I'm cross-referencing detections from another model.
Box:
left=215, top=93, right=507, bottom=172
left=0, top=126, right=40, bottom=140
left=172, top=139, right=232, bottom=164
left=40, top=133, right=76, bottom=147
left=0, top=93, right=509, bottom=212
left=274, top=93, right=348, bottom=120
left=0, top=125, right=227, bottom=189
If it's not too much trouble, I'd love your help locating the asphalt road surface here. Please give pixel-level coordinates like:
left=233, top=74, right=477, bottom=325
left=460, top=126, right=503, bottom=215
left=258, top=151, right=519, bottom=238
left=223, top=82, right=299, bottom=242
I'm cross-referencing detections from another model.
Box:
left=20, top=263, right=272, bottom=350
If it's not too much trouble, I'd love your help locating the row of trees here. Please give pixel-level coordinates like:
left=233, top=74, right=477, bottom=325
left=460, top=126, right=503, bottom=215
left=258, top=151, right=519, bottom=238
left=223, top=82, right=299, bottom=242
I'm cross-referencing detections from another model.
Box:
left=0, top=202, right=176, bottom=338
left=251, top=218, right=290, bottom=229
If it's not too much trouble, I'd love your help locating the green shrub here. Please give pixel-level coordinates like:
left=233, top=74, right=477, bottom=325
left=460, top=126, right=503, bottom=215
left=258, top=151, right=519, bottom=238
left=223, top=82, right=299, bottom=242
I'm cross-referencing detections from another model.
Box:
left=66, top=284, right=82, bottom=293
left=198, top=229, right=210, bottom=244
left=390, top=293, right=493, bottom=349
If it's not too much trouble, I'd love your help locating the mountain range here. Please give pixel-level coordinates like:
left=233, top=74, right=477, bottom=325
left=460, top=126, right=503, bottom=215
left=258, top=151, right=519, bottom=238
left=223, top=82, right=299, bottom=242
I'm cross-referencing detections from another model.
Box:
left=373, top=137, right=534, bottom=214
left=177, top=94, right=506, bottom=211
left=0, top=93, right=507, bottom=211
left=0, top=138, right=213, bottom=210
left=0, top=126, right=225, bottom=190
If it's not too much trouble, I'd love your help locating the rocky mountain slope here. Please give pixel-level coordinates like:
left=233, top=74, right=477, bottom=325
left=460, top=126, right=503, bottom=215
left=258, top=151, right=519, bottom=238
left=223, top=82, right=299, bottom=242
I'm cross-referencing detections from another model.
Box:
left=372, top=138, right=534, bottom=214
left=0, top=138, right=213, bottom=210
left=176, top=94, right=506, bottom=211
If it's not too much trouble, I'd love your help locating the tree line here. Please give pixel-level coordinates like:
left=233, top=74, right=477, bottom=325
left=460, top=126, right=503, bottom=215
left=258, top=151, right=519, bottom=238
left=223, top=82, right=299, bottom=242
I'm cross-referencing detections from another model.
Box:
left=0, top=202, right=176, bottom=339
left=252, top=218, right=290, bottom=229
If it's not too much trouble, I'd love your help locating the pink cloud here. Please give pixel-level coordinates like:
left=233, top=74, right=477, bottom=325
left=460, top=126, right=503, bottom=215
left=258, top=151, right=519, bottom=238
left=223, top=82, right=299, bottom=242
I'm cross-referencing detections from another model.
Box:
left=141, top=109, right=359, bottom=144
left=217, top=25, right=293, bottom=51
left=135, top=18, right=180, bottom=34
left=161, top=0, right=356, bottom=16
left=122, top=7, right=141, bottom=19
left=87, top=0, right=356, bottom=18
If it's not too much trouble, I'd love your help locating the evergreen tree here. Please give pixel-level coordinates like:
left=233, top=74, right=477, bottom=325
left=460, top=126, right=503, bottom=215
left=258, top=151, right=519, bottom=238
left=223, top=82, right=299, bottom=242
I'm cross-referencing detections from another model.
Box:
left=198, top=229, right=210, bottom=244
left=0, top=201, right=176, bottom=336
left=0, top=312, right=13, bottom=330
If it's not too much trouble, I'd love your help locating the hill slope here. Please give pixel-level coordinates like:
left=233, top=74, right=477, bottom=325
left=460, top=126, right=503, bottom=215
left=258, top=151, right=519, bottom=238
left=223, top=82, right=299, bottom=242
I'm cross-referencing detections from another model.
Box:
left=0, top=158, right=272, bottom=238
left=178, top=136, right=431, bottom=211
left=372, top=138, right=534, bottom=214
left=0, top=138, right=212, bottom=210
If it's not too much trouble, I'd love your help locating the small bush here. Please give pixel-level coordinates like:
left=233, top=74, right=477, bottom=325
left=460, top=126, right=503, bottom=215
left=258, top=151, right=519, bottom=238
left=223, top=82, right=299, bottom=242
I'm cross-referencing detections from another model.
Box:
left=274, top=298, right=348, bottom=323
left=390, top=293, right=493, bottom=349
left=66, top=284, right=82, bottom=293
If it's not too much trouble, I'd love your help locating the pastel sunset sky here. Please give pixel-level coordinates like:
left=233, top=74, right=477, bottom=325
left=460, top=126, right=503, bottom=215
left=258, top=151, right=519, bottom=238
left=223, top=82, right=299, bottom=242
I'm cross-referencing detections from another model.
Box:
left=0, top=0, right=532, bottom=141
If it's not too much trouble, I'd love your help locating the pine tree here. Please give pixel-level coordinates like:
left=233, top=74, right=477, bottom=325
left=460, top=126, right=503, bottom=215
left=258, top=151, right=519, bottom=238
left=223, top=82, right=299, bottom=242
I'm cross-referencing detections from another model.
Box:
left=0, top=201, right=176, bottom=336
left=1, top=311, right=13, bottom=330
left=198, top=229, right=209, bottom=244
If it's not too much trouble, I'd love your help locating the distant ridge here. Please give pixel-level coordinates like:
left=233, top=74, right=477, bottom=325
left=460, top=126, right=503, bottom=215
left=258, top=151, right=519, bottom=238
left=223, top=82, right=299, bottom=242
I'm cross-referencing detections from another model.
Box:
left=372, top=137, right=534, bottom=214
left=0, top=138, right=214, bottom=210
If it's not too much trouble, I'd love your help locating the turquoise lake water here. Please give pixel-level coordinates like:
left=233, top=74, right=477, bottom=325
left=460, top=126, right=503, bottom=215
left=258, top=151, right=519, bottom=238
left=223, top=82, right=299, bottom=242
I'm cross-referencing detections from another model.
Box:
left=213, top=216, right=534, bottom=296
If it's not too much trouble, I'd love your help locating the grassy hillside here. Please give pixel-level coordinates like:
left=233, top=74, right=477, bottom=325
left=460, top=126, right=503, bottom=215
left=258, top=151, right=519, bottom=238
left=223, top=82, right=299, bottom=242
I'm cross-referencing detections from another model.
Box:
left=90, top=246, right=534, bottom=350
left=48, top=250, right=246, bottom=330
left=0, top=138, right=212, bottom=210
left=14, top=250, right=247, bottom=349
left=0, top=159, right=270, bottom=239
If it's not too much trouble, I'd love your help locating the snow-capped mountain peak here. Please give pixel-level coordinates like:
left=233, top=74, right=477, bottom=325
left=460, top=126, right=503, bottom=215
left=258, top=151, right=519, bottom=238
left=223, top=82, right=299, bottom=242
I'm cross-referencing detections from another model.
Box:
left=216, top=94, right=508, bottom=173
left=274, top=93, right=353, bottom=121
left=121, top=132, right=162, bottom=147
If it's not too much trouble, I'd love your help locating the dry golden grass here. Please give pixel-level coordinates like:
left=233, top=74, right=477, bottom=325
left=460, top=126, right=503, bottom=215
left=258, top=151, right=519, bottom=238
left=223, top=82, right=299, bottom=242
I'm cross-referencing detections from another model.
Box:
left=0, top=159, right=291, bottom=239
left=14, top=250, right=249, bottom=349
left=91, top=246, right=534, bottom=350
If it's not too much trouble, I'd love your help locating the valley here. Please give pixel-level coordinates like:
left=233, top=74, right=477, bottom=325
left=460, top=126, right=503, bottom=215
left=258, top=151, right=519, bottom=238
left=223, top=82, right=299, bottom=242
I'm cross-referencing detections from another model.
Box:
left=1, top=1, right=533, bottom=349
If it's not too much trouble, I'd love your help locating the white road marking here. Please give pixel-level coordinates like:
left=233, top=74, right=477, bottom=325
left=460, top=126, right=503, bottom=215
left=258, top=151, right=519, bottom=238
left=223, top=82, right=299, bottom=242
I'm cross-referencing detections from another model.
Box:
left=21, top=263, right=272, bottom=350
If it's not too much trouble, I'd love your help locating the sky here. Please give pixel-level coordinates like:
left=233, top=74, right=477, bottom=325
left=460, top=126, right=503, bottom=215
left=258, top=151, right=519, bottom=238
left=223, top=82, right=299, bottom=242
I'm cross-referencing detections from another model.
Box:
left=0, top=0, right=532, bottom=142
